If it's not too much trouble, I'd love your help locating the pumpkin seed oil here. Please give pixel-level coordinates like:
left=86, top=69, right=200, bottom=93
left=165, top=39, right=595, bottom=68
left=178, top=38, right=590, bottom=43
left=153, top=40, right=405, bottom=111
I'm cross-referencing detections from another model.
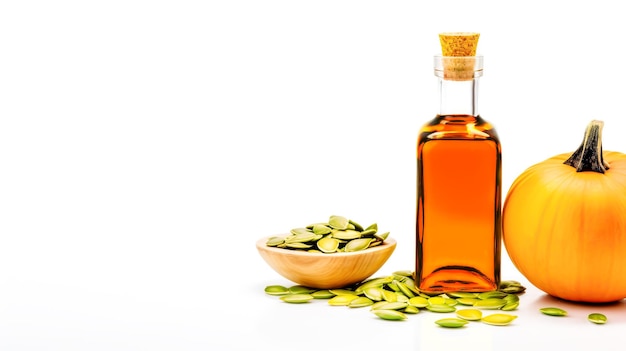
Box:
left=415, top=33, right=502, bottom=293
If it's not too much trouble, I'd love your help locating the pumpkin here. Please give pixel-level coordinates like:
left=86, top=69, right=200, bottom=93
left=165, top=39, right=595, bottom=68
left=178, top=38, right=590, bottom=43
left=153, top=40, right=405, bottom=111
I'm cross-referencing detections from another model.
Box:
left=502, top=120, right=626, bottom=303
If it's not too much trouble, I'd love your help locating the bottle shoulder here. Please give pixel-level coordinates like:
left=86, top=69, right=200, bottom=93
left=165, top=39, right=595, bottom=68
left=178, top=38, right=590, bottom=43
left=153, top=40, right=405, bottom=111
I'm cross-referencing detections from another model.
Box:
left=419, top=114, right=499, bottom=141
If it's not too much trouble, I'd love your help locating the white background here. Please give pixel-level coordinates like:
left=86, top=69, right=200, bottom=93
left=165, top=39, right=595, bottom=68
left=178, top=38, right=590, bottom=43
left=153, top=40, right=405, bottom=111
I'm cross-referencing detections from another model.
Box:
left=1, top=1, right=626, bottom=350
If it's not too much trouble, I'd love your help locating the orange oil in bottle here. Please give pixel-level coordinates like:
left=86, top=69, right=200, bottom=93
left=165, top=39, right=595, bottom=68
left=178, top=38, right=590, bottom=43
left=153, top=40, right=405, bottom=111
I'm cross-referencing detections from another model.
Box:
left=416, top=114, right=501, bottom=293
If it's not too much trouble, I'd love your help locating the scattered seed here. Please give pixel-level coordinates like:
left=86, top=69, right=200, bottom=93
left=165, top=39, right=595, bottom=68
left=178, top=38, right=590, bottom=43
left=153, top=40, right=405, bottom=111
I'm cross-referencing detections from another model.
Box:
left=426, top=304, right=456, bottom=313
left=456, top=309, right=483, bottom=321
left=588, top=313, right=607, bottom=324
left=371, top=302, right=408, bottom=311
left=408, top=296, right=429, bottom=308
left=349, top=297, right=374, bottom=308
left=311, top=290, right=335, bottom=299
left=264, top=285, right=289, bottom=296
left=540, top=307, right=567, bottom=317
left=428, top=296, right=447, bottom=305
left=501, top=301, right=519, bottom=311
left=396, top=281, right=416, bottom=298
left=363, top=287, right=383, bottom=301
left=447, top=292, right=478, bottom=299
left=328, top=295, right=359, bottom=306
left=280, top=294, right=314, bottom=304
left=371, top=309, right=407, bottom=321
left=435, top=318, right=468, bottom=328
left=404, top=305, right=420, bottom=314
left=264, top=272, right=528, bottom=325
left=289, top=285, right=315, bottom=294
left=328, top=289, right=357, bottom=296
left=456, top=298, right=479, bottom=306
left=474, top=298, right=507, bottom=309
left=393, top=270, right=413, bottom=277
left=481, top=313, right=518, bottom=326
left=382, top=289, right=397, bottom=302
left=478, top=291, right=508, bottom=300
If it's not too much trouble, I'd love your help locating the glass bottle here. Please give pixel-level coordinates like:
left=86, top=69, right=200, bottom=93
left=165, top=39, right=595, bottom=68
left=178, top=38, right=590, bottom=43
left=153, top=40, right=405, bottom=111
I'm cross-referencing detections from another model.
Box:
left=415, top=55, right=502, bottom=293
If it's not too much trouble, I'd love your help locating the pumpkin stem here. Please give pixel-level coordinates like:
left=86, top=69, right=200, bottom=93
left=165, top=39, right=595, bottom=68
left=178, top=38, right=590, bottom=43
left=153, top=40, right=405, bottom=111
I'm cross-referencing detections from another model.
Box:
left=563, top=120, right=610, bottom=173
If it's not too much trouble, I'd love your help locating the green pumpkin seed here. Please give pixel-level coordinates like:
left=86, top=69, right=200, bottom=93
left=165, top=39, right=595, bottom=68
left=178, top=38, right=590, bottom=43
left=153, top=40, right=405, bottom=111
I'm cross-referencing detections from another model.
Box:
left=426, top=304, right=456, bottom=313
left=344, top=238, right=372, bottom=252
left=445, top=298, right=458, bottom=306
left=328, top=295, right=359, bottom=306
left=359, top=228, right=377, bottom=237
left=403, top=305, right=420, bottom=314
left=289, top=227, right=311, bottom=236
left=386, top=280, right=400, bottom=292
left=478, top=291, right=508, bottom=300
left=358, top=277, right=393, bottom=290
left=395, top=293, right=409, bottom=303
left=331, top=229, right=361, bottom=240
left=499, top=280, right=526, bottom=294
left=371, top=302, right=408, bottom=310
left=588, top=313, right=607, bottom=324
left=363, top=287, right=384, bottom=301
left=382, top=289, right=397, bottom=302
left=349, top=297, right=374, bottom=308
left=316, top=237, right=340, bottom=253
left=365, top=223, right=378, bottom=232
left=428, top=296, right=447, bottom=305
left=328, top=215, right=349, bottom=230
left=310, top=290, right=334, bottom=299
left=285, top=242, right=313, bottom=249
left=402, top=278, right=421, bottom=295
left=375, top=232, right=390, bottom=241
left=501, top=301, right=519, bottom=311
left=499, top=280, right=522, bottom=288
left=456, top=309, right=482, bottom=321
left=371, top=309, right=407, bottom=321
left=348, top=219, right=364, bottom=232
left=503, top=294, right=520, bottom=303
left=265, top=236, right=285, bottom=247
left=328, top=289, right=357, bottom=296
left=447, top=292, right=478, bottom=299
left=481, top=313, right=517, bottom=326
left=370, top=301, right=387, bottom=309
left=264, top=285, right=289, bottom=296
left=312, top=224, right=332, bottom=235
left=280, top=294, right=313, bottom=304
left=289, top=285, right=315, bottom=294
left=456, top=298, right=479, bottom=306
left=306, top=222, right=326, bottom=229
left=396, top=281, right=416, bottom=298
left=435, top=318, right=468, bottom=328
left=393, top=270, right=413, bottom=277
left=540, top=307, right=567, bottom=317
left=408, top=296, right=429, bottom=308
left=473, top=298, right=507, bottom=309
left=500, top=286, right=526, bottom=294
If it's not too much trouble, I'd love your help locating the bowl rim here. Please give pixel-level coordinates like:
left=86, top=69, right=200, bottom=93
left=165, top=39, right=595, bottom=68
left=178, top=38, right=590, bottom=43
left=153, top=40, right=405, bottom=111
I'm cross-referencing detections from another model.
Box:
left=255, top=235, right=397, bottom=257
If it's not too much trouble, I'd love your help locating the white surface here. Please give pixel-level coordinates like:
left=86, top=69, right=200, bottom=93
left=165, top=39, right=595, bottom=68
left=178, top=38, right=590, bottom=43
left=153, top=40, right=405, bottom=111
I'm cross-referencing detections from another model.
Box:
left=1, top=1, right=626, bottom=350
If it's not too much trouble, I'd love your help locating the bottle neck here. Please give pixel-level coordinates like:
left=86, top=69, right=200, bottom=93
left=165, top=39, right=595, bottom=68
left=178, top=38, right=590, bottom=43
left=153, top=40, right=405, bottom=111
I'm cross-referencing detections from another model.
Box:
left=438, top=77, right=479, bottom=117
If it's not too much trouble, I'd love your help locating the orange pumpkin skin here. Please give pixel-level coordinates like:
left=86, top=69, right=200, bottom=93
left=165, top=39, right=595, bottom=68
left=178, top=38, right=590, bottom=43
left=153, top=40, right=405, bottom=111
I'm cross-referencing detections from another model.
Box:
left=503, top=150, right=626, bottom=303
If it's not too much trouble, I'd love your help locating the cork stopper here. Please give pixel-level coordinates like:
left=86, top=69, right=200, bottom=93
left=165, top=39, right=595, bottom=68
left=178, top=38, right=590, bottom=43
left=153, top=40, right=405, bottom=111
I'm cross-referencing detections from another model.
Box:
left=438, top=32, right=480, bottom=81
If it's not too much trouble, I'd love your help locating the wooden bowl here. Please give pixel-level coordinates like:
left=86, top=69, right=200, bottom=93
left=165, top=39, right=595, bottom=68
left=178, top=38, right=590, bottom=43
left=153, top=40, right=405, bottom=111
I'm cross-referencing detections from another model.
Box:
left=256, top=236, right=397, bottom=289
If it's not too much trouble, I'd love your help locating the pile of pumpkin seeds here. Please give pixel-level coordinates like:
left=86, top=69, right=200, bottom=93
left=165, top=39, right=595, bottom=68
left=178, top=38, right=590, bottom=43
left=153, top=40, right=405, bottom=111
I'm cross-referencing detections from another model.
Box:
left=266, top=215, right=389, bottom=253
left=264, top=270, right=525, bottom=328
